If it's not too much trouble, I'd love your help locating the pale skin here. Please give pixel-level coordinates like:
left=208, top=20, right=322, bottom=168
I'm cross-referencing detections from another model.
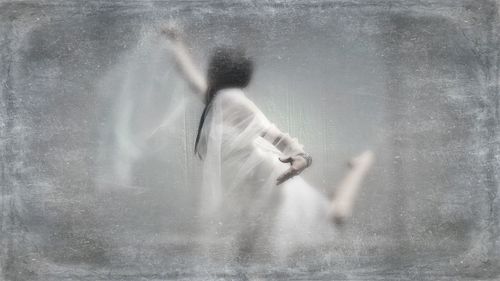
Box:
left=161, top=26, right=374, bottom=223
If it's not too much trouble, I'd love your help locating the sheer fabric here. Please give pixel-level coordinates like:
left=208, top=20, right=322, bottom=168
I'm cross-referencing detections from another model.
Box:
left=198, top=88, right=333, bottom=261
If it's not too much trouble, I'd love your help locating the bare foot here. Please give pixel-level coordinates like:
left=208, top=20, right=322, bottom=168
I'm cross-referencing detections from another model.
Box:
left=347, top=150, right=374, bottom=170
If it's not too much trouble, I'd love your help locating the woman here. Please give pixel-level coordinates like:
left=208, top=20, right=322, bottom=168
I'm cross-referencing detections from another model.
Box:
left=161, top=27, right=374, bottom=262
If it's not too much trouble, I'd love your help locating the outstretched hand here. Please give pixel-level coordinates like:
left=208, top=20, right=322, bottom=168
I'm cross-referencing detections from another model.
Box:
left=160, top=25, right=182, bottom=41
left=276, top=155, right=309, bottom=185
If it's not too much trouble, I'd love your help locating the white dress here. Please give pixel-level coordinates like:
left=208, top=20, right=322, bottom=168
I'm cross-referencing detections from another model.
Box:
left=197, top=88, right=333, bottom=262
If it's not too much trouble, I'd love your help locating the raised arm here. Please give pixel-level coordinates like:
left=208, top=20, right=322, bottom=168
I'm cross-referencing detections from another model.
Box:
left=161, top=27, right=207, bottom=102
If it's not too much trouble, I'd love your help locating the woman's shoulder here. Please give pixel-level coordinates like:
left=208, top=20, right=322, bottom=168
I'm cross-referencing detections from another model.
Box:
left=217, top=88, right=245, bottom=99
left=217, top=88, right=252, bottom=106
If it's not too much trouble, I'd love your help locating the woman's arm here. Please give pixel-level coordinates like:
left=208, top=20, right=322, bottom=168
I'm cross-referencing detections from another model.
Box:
left=221, top=86, right=312, bottom=185
left=161, top=27, right=207, bottom=102
left=261, top=125, right=312, bottom=185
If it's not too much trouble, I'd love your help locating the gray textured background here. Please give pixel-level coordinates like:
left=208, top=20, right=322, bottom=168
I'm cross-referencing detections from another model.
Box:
left=1, top=0, right=499, bottom=280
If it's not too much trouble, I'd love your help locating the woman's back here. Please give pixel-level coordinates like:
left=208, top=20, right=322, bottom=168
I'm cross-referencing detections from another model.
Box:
left=160, top=28, right=373, bottom=263
left=198, top=89, right=332, bottom=262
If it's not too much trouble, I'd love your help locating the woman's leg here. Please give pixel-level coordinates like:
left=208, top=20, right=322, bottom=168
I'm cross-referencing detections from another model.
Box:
left=329, top=150, right=374, bottom=224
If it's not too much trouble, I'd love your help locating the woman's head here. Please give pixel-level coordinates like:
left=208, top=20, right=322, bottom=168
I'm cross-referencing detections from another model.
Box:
left=206, top=47, right=254, bottom=101
left=195, top=46, right=253, bottom=157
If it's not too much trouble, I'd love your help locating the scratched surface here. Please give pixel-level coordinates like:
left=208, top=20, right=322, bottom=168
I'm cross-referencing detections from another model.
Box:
left=1, top=1, right=499, bottom=280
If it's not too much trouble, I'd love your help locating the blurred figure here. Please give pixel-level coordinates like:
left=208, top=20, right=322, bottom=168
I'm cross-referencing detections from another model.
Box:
left=160, top=26, right=374, bottom=262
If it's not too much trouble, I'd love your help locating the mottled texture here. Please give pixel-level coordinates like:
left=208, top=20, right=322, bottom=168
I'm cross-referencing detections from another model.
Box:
left=1, top=0, right=499, bottom=280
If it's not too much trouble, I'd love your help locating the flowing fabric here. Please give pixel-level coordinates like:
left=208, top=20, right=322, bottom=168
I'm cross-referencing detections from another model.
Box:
left=97, top=35, right=193, bottom=189
left=198, top=88, right=335, bottom=261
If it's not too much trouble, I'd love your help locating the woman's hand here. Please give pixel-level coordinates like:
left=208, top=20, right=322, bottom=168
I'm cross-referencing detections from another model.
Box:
left=158, top=24, right=208, bottom=97
left=160, top=25, right=182, bottom=42
left=276, top=153, right=312, bottom=185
